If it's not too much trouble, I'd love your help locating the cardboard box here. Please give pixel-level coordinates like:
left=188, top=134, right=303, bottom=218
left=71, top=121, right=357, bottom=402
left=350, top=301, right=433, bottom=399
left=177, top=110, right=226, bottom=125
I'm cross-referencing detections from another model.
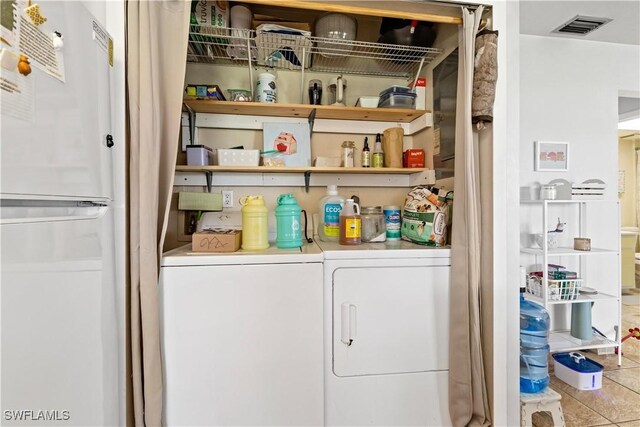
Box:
left=404, top=149, right=425, bottom=168
left=408, top=77, right=427, bottom=110
left=192, top=229, right=241, bottom=252
left=252, top=20, right=311, bottom=32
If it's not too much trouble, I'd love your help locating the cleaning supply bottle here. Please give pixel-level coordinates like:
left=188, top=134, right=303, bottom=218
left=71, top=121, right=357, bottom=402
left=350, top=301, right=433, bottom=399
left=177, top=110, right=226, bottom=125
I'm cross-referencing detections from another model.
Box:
left=372, top=133, right=384, bottom=168
left=361, top=137, right=371, bottom=168
left=520, top=267, right=550, bottom=393
left=240, top=195, right=269, bottom=250
left=275, top=193, right=302, bottom=249
left=318, top=185, right=345, bottom=242
left=339, top=198, right=361, bottom=245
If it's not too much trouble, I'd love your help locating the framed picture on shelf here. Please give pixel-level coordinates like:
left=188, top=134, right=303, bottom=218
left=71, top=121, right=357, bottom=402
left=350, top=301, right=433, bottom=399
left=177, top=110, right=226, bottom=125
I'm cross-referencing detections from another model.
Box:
left=535, top=141, right=569, bottom=172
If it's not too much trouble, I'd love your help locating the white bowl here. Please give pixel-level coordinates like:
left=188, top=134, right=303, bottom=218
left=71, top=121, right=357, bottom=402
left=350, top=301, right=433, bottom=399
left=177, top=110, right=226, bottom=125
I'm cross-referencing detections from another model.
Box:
left=315, top=13, right=357, bottom=57
left=534, top=233, right=560, bottom=249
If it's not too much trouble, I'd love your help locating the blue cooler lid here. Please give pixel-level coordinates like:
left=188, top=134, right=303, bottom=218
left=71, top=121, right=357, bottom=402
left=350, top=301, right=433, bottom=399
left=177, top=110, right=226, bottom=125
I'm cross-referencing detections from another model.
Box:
left=552, top=352, right=603, bottom=373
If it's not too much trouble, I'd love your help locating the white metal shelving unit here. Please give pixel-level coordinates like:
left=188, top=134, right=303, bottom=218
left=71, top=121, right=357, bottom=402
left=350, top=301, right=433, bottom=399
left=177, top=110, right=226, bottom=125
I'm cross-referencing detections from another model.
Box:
left=520, top=199, right=622, bottom=365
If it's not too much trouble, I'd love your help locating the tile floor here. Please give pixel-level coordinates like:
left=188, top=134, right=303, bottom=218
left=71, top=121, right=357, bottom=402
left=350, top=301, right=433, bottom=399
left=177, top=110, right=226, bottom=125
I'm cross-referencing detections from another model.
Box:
left=532, top=301, right=640, bottom=427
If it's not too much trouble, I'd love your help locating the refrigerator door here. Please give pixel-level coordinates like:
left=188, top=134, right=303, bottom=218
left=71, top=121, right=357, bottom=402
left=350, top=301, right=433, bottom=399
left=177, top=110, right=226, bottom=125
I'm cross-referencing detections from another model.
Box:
left=0, top=1, right=112, bottom=200
left=1, top=204, right=120, bottom=425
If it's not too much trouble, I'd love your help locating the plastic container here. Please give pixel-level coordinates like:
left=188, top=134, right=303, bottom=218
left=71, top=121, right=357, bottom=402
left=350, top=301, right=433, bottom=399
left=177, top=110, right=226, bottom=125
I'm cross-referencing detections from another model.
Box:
left=275, top=194, right=303, bottom=249
left=228, top=89, right=252, bottom=102
left=318, top=185, right=345, bottom=242
left=383, top=205, right=401, bottom=240
left=186, top=145, right=214, bottom=166
left=240, top=196, right=269, bottom=250
left=361, top=206, right=386, bottom=243
left=356, top=96, right=380, bottom=108
left=552, top=352, right=603, bottom=390
left=217, top=149, right=260, bottom=166
left=339, top=199, right=361, bottom=245
left=378, top=92, right=417, bottom=109
left=379, top=85, right=411, bottom=97
left=520, top=292, right=551, bottom=393
left=256, top=73, right=277, bottom=103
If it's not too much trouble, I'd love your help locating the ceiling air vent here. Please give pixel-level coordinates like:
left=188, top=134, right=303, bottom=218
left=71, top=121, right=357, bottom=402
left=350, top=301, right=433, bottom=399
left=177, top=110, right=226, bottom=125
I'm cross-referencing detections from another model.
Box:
left=552, top=15, right=612, bottom=36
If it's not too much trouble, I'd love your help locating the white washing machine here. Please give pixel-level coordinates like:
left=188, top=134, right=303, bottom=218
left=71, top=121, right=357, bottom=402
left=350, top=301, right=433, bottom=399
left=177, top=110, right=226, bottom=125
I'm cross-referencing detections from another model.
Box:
left=317, top=240, right=452, bottom=426
left=159, top=243, right=324, bottom=426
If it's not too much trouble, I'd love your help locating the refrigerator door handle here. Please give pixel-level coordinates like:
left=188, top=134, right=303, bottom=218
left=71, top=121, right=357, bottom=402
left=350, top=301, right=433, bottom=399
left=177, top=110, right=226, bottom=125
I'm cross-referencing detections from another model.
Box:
left=0, top=206, right=108, bottom=224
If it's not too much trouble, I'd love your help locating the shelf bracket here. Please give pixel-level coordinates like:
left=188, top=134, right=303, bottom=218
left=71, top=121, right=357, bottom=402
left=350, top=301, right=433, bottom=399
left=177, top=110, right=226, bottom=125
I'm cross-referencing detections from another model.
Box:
left=304, top=170, right=311, bottom=193
left=308, top=108, right=316, bottom=136
left=205, top=171, right=212, bottom=193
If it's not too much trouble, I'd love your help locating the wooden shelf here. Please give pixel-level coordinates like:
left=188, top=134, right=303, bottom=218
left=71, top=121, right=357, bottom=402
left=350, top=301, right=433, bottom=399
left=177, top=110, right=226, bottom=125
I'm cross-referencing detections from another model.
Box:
left=176, top=165, right=426, bottom=175
left=182, top=100, right=427, bottom=123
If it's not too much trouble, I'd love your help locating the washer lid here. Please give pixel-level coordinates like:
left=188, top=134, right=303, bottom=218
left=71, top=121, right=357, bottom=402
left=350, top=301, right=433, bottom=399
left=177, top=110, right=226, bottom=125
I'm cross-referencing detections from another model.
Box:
left=161, top=242, right=323, bottom=266
left=316, top=239, right=451, bottom=260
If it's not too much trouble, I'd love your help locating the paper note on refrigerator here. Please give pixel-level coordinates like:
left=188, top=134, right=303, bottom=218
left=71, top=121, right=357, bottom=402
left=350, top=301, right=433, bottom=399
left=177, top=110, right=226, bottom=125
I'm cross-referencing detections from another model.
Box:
left=0, top=66, right=34, bottom=122
left=17, top=14, right=64, bottom=82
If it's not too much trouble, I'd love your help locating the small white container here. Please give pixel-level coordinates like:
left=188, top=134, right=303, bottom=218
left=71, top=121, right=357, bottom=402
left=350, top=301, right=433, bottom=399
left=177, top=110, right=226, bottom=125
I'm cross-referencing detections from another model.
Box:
left=356, top=96, right=380, bottom=108
left=256, top=73, right=277, bottom=103
left=217, top=149, right=260, bottom=166
left=552, top=352, right=603, bottom=390
left=540, top=184, right=557, bottom=200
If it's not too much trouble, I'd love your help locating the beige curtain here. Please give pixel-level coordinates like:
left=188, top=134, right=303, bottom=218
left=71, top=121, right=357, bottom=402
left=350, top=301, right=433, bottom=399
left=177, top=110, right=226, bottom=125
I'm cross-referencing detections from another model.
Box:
left=127, top=0, right=191, bottom=424
left=448, top=5, right=492, bottom=427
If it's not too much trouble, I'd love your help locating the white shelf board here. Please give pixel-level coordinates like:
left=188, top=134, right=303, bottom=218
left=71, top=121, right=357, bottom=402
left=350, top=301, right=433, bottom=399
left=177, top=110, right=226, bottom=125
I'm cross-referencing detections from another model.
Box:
left=524, top=291, right=618, bottom=306
left=549, top=330, right=617, bottom=353
left=520, top=199, right=615, bottom=204
left=520, top=247, right=618, bottom=256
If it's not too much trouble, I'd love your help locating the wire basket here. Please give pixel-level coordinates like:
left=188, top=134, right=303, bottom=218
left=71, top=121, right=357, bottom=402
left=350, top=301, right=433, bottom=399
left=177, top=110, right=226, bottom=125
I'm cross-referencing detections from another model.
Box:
left=527, top=277, right=583, bottom=301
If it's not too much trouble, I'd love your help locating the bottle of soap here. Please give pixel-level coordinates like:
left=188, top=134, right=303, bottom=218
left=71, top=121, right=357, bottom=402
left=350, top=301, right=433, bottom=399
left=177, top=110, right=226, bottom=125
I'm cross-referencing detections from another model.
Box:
left=372, top=133, right=384, bottom=168
left=318, top=185, right=345, bottom=242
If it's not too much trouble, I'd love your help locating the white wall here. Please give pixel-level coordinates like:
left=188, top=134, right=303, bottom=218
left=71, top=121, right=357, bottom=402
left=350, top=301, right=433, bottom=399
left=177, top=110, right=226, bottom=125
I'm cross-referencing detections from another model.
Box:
left=519, top=35, right=640, bottom=354
left=520, top=35, right=640, bottom=198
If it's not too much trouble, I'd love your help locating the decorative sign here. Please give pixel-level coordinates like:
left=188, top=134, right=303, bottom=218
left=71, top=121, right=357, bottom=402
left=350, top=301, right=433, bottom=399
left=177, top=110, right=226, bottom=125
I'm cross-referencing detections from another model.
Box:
left=535, top=141, right=569, bottom=172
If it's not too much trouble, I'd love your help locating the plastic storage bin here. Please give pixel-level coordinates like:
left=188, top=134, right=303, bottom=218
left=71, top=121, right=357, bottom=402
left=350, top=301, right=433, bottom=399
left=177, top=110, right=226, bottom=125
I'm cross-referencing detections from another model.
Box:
left=552, top=352, right=603, bottom=390
left=186, top=145, right=214, bottom=166
left=378, top=92, right=417, bottom=109
left=379, top=85, right=411, bottom=97
left=217, top=149, right=260, bottom=166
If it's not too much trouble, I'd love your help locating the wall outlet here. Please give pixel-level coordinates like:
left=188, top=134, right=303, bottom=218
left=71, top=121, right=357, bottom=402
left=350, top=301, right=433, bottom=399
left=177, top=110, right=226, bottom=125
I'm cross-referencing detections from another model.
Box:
left=222, top=191, right=234, bottom=208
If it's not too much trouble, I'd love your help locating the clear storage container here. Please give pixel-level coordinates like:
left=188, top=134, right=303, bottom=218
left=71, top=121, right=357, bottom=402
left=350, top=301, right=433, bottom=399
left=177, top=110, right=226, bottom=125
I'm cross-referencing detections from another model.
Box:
left=378, top=92, right=417, bottom=109
left=361, top=206, right=386, bottom=243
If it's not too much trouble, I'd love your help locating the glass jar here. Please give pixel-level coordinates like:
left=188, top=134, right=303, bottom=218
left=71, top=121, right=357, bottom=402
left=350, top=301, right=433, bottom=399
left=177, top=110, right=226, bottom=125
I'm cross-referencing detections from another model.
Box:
left=361, top=206, right=386, bottom=242
left=540, top=184, right=557, bottom=200
left=341, top=141, right=355, bottom=168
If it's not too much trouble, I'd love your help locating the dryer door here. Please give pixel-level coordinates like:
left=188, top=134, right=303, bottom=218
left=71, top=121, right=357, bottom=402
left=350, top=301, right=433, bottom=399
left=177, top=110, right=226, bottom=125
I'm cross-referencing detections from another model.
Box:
left=332, top=265, right=449, bottom=377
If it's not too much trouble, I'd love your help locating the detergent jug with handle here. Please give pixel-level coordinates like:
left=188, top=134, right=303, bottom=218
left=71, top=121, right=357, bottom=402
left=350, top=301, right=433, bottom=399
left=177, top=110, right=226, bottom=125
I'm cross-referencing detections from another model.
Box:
left=275, top=193, right=306, bottom=248
left=339, top=198, right=361, bottom=245
left=240, top=195, right=269, bottom=250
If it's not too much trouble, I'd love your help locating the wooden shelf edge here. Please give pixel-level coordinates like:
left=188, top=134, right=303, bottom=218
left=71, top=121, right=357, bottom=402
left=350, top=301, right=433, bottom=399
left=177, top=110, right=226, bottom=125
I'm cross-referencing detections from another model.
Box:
left=182, top=100, right=430, bottom=123
left=175, top=165, right=428, bottom=175
left=239, top=0, right=463, bottom=24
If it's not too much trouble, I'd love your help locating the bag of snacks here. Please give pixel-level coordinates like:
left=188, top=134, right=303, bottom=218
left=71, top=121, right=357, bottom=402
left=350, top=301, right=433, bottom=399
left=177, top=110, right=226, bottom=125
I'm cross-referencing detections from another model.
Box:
left=401, top=186, right=452, bottom=246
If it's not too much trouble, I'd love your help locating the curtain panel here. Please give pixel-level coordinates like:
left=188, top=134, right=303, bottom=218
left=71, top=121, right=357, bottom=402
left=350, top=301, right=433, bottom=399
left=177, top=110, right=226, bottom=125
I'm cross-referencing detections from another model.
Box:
left=126, top=0, right=191, bottom=424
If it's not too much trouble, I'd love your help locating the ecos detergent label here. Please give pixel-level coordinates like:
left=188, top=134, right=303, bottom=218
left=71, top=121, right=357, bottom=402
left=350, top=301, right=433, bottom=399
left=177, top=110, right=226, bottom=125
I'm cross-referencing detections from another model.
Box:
left=323, top=203, right=342, bottom=236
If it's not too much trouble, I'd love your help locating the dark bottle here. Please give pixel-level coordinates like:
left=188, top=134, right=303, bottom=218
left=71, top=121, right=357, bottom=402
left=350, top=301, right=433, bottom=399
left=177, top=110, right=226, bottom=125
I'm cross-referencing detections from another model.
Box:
left=361, top=137, right=371, bottom=168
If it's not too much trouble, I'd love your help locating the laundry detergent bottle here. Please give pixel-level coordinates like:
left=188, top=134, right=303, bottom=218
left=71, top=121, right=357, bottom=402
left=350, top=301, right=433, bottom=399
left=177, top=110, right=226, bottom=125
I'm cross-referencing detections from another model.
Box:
left=318, top=185, right=345, bottom=242
left=275, top=193, right=302, bottom=249
left=339, top=198, right=361, bottom=245
left=240, top=195, right=269, bottom=250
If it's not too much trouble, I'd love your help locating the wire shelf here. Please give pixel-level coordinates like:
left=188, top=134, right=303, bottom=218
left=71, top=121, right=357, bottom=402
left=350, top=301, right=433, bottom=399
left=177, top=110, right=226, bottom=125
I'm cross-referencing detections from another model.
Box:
left=187, top=26, right=443, bottom=78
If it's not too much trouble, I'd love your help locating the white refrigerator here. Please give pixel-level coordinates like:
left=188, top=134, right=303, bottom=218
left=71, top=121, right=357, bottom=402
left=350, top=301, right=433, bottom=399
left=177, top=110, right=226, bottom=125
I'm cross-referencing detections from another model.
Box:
left=1, top=1, right=123, bottom=425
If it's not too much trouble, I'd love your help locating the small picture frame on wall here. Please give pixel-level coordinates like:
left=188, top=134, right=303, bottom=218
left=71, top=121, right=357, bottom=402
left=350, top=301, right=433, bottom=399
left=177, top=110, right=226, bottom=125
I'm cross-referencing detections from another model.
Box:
left=535, top=141, right=569, bottom=172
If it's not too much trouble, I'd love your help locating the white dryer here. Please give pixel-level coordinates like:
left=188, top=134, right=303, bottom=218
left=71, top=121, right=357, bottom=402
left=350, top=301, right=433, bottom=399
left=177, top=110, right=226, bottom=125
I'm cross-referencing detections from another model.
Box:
left=317, top=240, right=452, bottom=426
